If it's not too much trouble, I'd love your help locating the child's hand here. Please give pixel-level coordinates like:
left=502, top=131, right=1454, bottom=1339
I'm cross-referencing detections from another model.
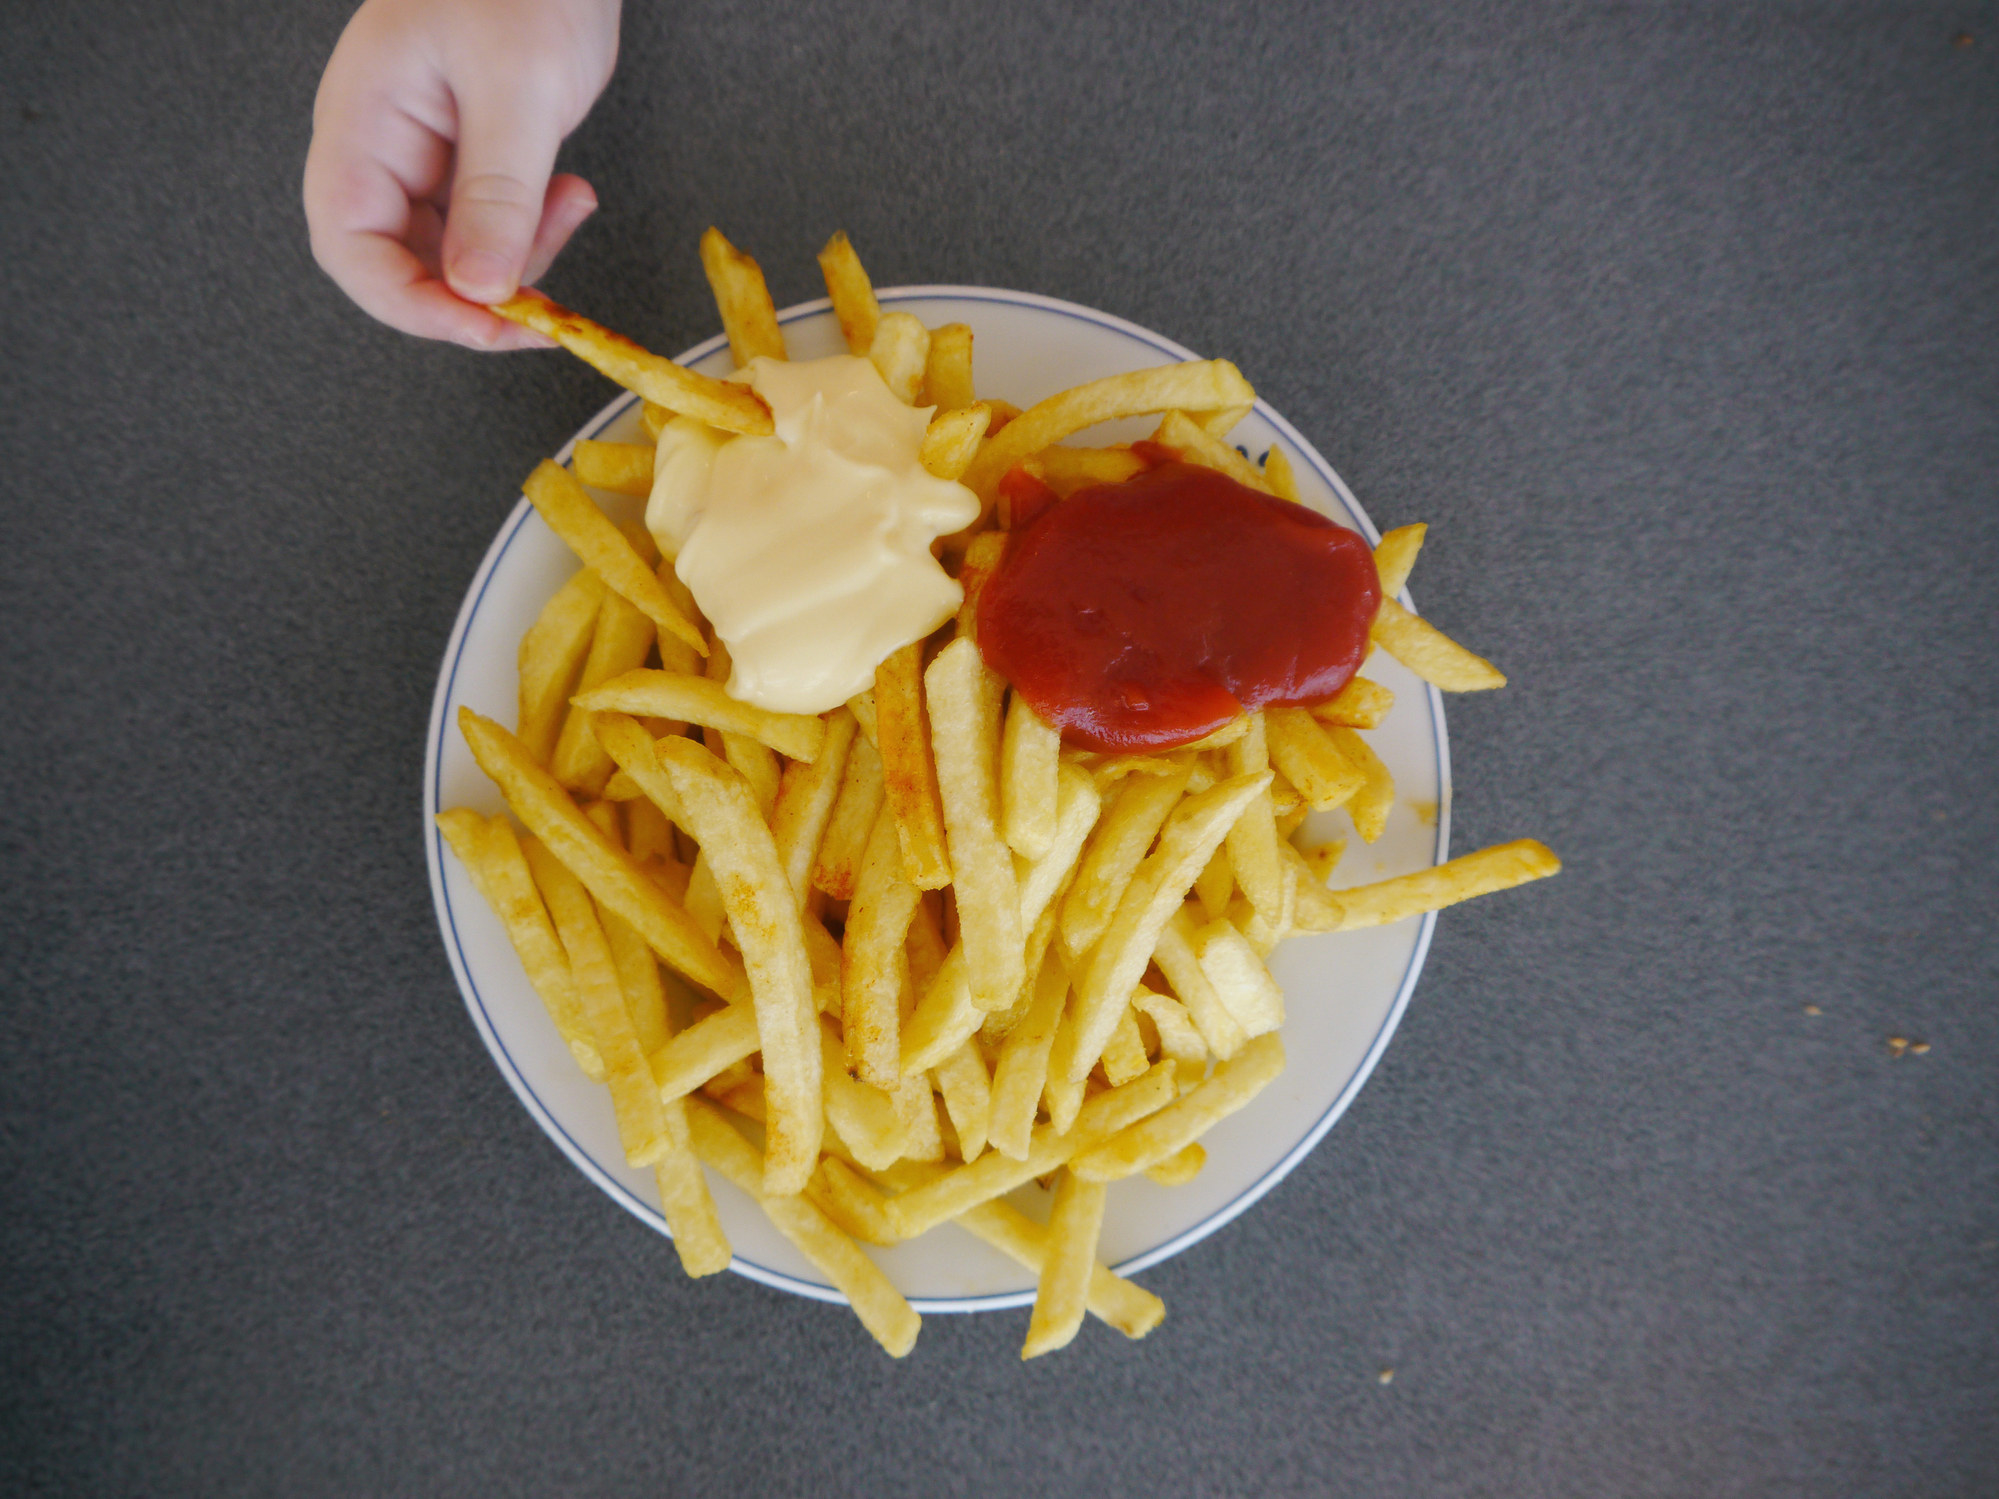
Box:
left=303, top=0, right=621, bottom=349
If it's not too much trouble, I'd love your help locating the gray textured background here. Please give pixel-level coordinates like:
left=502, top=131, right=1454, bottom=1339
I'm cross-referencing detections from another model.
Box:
left=3, top=1, right=1996, bottom=1494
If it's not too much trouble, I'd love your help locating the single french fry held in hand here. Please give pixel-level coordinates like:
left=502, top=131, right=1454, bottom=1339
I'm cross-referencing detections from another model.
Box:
left=1370, top=596, right=1506, bottom=691
left=699, top=226, right=786, bottom=366
left=817, top=231, right=881, bottom=356
left=571, top=440, right=655, bottom=497
left=924, top=639, right=1025, bottom=1010
left=494, top=292, right=773, bottom=435
left=652, top=733, right=822, bottom=1195
left=517, top=569, right=608, bottom=766
left=962, top=360, right=1258, bottom=503
left=572, top=671, right=825, bottom=762
left=874, top=641, right=951, bottom=889
left=523, top=462, right=706, bottom=657
left=1070, top=1032, right=1287, bottom=1183
left=458, top=709, right=738, bottom=998
left=436, top=811, right=605, bottom=1079
left=684, top=1098, right=920, bottom=1357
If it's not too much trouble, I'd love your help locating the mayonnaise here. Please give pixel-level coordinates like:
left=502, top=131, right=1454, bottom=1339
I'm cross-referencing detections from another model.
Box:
left=646, top=355, right=980, bottom=715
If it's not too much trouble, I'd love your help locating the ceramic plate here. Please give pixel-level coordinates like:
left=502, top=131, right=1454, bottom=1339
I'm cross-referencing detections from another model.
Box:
left=424, top=288, right=1450, bottom=1311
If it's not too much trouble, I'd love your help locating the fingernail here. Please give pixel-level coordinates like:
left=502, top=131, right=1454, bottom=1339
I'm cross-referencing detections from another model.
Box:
left=449, top=249, right=514, bottom=301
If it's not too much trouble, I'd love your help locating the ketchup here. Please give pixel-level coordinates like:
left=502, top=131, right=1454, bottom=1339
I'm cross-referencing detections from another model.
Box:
left=976, top=461, right=1381, bottom=753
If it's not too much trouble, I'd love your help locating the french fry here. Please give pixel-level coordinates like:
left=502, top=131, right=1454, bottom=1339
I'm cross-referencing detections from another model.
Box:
left=523, top=461, right=706, bottom=657
left=639, top=401, right=670, bottom=441
left=842, top=806, right=922, bottom=1088
left=721, top=731, right=781, bottom=822
left=873, top=1158, right=1163, bottom=1338
left=922, top=322, right=975, bottom=411
left=770, top=707, right=856, bottom=907
left=436, top=810, right=604, bottom=1079
left=874, top=641, right=951, bottom=888
left=520, top=836, right=672, bottom=1168
left=987, top=946, right=1068, bottom=1160
left=517, top=568, right=607, bottom=766
left=1101, top=1003, right=1150, bottom=1087
left=684, top=1099, right=919, bottom=1357
left=953, top=529, right=1008, bottom=642
left=924, top=639, right=1024, bottom=1010
left=1196, top=403, right=1252, bottom=439
left=918, top=402, right=992, bottom=485
left=1035, top=445, right=1147, bottom=497
left=1153, top=409, right=1273, bottom=494
left=812, top=732, right=885, bottom=899
left=571, top=440, right=655, bottom=498
left=1326, top=727, right=1393, bottom=844
left=1222, top=715, right=1286, bottom=926
left=1334, top=839, right=1561, bottom=929
left=806, top=1156, right=902, bottom=1246
left=885, top=1063, right=1178, bottom=1238
left=869, top=311, right=930, bottom=404
left=1370, top=596, right=1506, bottom=691
left=572, top=671, right=826, bottom=762
left=1059, top=764, right=1191, bottom=962
left=1193, top=840, right=1234, bottom=923
left=892, top=1067, right=946, bottom=1163
left=1067, top=772, right=1271, bottom=1083
left=817, top=231, right=880, bottom=355
left=493, top=292, right=773, bottom=436
left=933, top=1039, right=992, bottom=1163
left=651, top=734, right=821, bottom=1196
left=1262, top=444, right=1300, bottom=503
left=1298, top=837, right=1346, bottom=883
left=1131, top=988, right=1207, bottom=1066
left=962, top=360, right=1258, bottom=504
left=1041, top=1009, right=1088, bottom=1134
left=1264, top=706, right=1365, bottom=812
left=846, top=688, right=878, bottom=747
left=1022, top=1170, right=1107, bottom=1359
left=1145, top=1142, right=1208, bottom=1187
left=1310, top=677, right=1393, bottom=730
left=1071, top=1033, right=1285, bottom=1182
left=601, top=906, right=671, bottom=1057
left=1280, top=840, right=1346, bottom=933
left=1152, top=905, right=1247, bottom=1060
left=1190, top=917, right=1285, bottom=1036
left=551, top=591, right=656, bottom=796
left=816, top=1021, right=911, bottom=1170
left=1372, top=523, right=1426, bottom=597
left=458, top=709, right=739, bottom=998
left=1000, top=692, right=1061, bottom=861
left=649, top=997, right=762, bottom=1101
left=698, top=226, right=786, bottom=366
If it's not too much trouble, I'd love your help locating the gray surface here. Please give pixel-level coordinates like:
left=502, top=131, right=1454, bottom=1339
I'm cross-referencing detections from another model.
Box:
left=3, top=1, right=1996, bottom=1493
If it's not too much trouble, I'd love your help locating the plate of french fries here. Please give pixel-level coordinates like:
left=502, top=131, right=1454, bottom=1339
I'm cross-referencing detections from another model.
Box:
left=426, top=230, right=1559, bottom=1357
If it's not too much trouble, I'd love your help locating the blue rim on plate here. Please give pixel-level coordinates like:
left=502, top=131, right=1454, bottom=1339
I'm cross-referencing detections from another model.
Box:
left=423, top=287, right=1450, bottom=1313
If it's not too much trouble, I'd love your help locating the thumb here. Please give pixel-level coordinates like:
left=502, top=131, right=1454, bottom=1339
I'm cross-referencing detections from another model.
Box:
left=441, top=75, right=565, bottom=304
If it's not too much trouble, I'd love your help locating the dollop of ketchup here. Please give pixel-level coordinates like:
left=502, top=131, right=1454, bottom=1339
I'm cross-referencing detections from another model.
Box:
left=976, top=461, right=1381, bottom=753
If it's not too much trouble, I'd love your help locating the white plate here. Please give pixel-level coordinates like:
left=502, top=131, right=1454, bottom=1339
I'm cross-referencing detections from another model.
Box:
left=425, top=288, right=1450, bottom=1312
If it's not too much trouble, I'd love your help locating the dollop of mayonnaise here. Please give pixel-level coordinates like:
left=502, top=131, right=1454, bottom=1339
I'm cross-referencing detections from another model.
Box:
left=645, top=355, right=980, bottom=715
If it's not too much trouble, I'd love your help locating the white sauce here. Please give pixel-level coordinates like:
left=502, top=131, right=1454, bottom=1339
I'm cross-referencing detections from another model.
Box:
left=646, top=355, right=980, bottom=715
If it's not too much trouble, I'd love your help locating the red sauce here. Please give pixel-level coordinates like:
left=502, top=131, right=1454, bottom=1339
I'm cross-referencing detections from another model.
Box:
left=976, top=461, right=1381, bottom=753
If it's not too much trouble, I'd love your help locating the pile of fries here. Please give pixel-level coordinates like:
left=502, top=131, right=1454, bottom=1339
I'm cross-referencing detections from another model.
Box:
left=437, top=230, right=1560, bottom=1358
